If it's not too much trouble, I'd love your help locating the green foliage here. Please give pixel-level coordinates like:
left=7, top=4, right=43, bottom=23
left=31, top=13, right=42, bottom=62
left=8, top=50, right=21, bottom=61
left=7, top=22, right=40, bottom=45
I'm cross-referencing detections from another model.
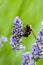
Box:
left=0, top=0, right=43, bottom=65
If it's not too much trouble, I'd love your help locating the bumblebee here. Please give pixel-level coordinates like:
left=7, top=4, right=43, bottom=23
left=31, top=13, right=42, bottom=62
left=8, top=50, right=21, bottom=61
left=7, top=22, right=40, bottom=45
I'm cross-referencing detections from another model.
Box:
left=23, top=25, right=32, bottom=37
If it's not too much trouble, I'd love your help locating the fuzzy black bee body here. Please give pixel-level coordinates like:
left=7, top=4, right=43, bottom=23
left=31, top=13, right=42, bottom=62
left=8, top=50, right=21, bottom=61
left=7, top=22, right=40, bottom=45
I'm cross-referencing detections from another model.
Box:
left=23, top=25, right=32, bottom=37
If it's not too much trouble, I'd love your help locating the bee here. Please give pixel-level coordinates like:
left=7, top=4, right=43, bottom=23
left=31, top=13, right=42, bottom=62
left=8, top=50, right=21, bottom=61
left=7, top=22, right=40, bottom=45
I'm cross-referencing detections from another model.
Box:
left=23, top=25, right=32, bottom=37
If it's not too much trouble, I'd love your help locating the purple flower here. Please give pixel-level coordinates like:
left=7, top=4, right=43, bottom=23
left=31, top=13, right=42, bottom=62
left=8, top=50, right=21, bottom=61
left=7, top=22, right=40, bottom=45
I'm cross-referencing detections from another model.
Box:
left=10, top=36, right=17, bottom=44
left=22, top=22, right=43, bottom=65
left=10, top=35, right=25, bottom=50
left=36, top=22, right=43, bottom=50
left=36, top=35, right=42, bottom=43
left=1, top=36, right=8, bottom=43
left=10, top=36, right=25, bottom=50
left=10, top=37, right=25, bottom=50
left=10, top=17, right=25, bottom=50
left=12, top=17, right=23, bottom=37
left=0, top=36, right=8, bottom=48
left=32, top=43, right=42, bottom=61
left=38, top=29, right=43, bottom=36
left=22, top=52, right=35, bottom=65
left=36, top=31, right=43, bottom=44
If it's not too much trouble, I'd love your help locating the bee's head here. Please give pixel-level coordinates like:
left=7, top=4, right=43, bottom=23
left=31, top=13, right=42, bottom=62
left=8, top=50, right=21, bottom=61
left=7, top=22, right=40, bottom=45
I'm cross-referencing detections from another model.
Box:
left=26, top=25, right=32, bottom=32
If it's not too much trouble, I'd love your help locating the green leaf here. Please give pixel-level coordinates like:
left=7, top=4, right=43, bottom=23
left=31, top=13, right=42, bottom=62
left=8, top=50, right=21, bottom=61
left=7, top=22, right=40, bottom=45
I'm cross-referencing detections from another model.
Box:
left=0, top=0, right=43, bottom=65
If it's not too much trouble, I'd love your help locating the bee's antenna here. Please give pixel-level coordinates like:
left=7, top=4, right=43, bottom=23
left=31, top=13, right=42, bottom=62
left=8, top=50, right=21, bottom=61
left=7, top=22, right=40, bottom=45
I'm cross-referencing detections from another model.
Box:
left=30, top=25, right=36, bottom=39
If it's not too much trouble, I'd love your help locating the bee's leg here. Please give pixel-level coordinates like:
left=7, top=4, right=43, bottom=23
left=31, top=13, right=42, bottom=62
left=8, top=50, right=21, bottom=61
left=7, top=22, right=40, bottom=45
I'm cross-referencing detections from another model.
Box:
left=32, top=29, right=36, bottom=39
left=30, top=25, right=36, bottom=39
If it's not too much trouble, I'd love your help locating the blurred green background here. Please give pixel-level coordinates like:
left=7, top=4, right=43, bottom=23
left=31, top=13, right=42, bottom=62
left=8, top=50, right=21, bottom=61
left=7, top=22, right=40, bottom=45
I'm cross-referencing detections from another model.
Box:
left=0, top=0, right=43, bottom=65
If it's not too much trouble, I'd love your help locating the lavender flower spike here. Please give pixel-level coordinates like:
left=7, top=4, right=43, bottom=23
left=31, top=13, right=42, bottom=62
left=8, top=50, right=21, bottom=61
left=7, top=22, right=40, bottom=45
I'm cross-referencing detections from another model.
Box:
left=36, top=22, right=43, bottom=50
left=22, top=52, right=35, bottom=65
left=10, top=17, right=25, bottom=50
left=12, top=17, right=23, bottom=36
left=1, top=36, right=8, bottom=43
left=10, top=35, right=25, bottom=50
left=22, top=22, right=43, bottom=65
left=32, top=43, right=42, bottom=61
left=0, top=36, right=8, bottom=48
